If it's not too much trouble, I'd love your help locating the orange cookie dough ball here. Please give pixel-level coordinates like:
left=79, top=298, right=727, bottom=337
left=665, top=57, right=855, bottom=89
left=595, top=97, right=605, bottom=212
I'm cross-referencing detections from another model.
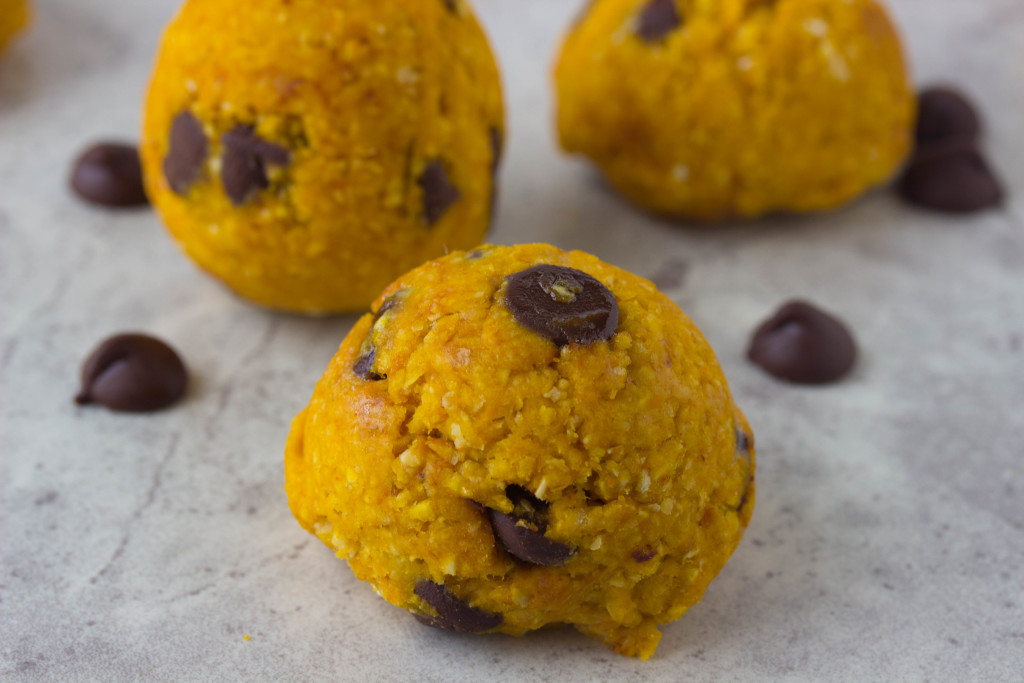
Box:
left=285, top=243, right=755, bottom=659
left=555, top=0, right=914, bottom=219
left=0, top=0, right=30, bottom=53
left=141, top=0, right=504, bottom=314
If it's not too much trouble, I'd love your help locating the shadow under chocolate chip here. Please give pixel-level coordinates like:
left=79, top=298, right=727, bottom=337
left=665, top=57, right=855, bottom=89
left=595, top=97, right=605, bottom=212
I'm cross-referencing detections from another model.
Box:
left=76, top=333, right=188, bottom=412
left=220, top=125, right=291, bottom=206
left=637, top=0, right=681, bottom=42
left=504, top=265, right=618, bottom=346
left=414, top=581, right=502, bottom=633
left=163, top=111, right=207, bottom=195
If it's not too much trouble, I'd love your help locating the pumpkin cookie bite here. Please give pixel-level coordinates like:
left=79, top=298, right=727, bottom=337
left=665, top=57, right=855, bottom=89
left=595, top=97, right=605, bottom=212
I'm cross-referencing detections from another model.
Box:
left=0, top=0, right=30, bottom=54
left=141, top=0, right=504, bottom=313
left=555, top=0, right=914, bottom=219
left=285, top=244, right=755, bottom=659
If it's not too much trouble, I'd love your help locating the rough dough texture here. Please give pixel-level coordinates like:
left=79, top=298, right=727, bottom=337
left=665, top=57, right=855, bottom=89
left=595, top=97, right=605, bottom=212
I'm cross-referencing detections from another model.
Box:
left=285, top=243, right=755, bottom=659
left=141, top=0, right=503, bottom=313
left=555, top=0, right=915, bottom=219
left=0, top=0, right=29, bottom=54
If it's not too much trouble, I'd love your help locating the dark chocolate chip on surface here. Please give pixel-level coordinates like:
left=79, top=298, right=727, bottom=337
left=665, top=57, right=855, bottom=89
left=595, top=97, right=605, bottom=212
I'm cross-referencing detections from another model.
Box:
left=76, top=334, right=188, bottom=412
left=748, top=301, right=857, bottom=385
left=637, top=0, right=681, bottom=42
left=504, top=265, right=618, bottom=346
left=419, top=159, right=461, bottom=225
left=414, top=581, right=502, bottom=633
left=353, top=348, right=383, bottom=381
left=70, top=143, right=148, bottom=207
left=163, top=111, right=208, bottom=195
left=220, top=125, right=291, bottom=206
left=915, top=87, right=981, bottom=147
left=898, top=140, right=1003, bottom=213
left=632, top=549, right=657, bottom=563
left=487, top=509, right=574, bottom=567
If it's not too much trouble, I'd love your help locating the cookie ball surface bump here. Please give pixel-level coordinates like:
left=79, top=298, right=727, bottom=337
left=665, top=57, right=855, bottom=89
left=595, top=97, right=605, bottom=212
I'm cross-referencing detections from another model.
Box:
left=285, top=244, right=755, bottom=659
left=554, top=0, right=914, bottom=219
left=141, top=0, right=504, bottom=314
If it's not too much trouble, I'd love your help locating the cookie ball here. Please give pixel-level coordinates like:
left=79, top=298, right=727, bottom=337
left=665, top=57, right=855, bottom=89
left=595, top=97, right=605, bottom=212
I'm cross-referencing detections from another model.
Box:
left=0, top=0, right=30, bottom=53
left=141, top=0, right=504, bottom=314
left=285, top=243, right=755, bottom=659
left=555, top=0, right=915, bottom=219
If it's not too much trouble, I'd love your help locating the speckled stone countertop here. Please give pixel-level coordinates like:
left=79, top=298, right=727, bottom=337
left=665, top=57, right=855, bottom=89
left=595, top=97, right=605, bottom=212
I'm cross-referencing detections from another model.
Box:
left=1, top=0, right=1022, bottom=680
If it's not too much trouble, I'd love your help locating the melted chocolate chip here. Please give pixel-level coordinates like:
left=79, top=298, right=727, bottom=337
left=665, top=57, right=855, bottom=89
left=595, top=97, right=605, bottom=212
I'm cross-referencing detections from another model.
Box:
left=220, top=125, right=291, bottom=206
left=504, top=265, right=618, bottom=346
left=76, top=334, right=188, bottom=412
left=632, top=549, right=657, bottom=562
left=163, top=111, right=207, bottom=195
left=414, top=581, right=502, bottom=633
left=419, top=159, right=461, bottom=225
left=488, top=509, right=574, bottom=567
left=898, top=140, right=1003, bottom=213
left=70, top=143, right=148, bottom=207
left=637, top=0, right=681, bottom=42
left=748, top=301, right=857, bottom=384
left=916, top=87, right=981, bottom=147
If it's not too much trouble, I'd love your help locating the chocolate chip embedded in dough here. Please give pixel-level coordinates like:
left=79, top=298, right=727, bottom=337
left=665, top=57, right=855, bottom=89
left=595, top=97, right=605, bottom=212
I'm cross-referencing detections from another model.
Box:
left=637, top=0, right=681, bottom=43
left=915, top=87, right=981, bottom=147
left=748, top=300, right=857, bottom=384
left=898, top=140, right=1003, bottom=213
left=70, top=142, right=148, bottom=207
left=163, top=111, right=208, bottom=195
left=419, top=159, right=461, bottom=225
left=353, top=347, right=383, bottom=381
left=220, top=125, right=291, bottom=206
left=632, top=549, right=657, bottom=562
left=504, top=265, right=618, bottom=346
left=75, top=334, right=188, bottom=412
left=413, top=581, right=502, bottom=633
left=488, top=508, right=575, bottom=567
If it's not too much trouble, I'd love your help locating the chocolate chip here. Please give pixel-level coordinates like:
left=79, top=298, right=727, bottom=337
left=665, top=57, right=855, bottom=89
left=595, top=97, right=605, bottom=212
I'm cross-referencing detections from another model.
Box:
left=419, top=159, right=461, bottom=225
left=748, top=301, right=857, bottom=384
left=70, top=143, right=148, bottom=207
left=489, top=127, right=503, bottom=174
left=632, top=549, right=657, bottom=562
left=735, top=427, right=752, bottom=455
left=637, top=0, right=681, bottom=42
left=916, top=87, right=981, bottom=147
left=163, top=111, right=207, bottom=195
left=220, top=125, right=291, bottom=206
left=441, top=0, right=457, bottom=12
left=487, top=509, right=574, bottom=567
left=898, top=140, right=1003, bottom=213
left=413, top=581, right=502, bottom=633
left=75, top=334, right=188, bottom=412
left=353, top=348, right=382, bottom=381
left=504, top=265, right=618, bottom=346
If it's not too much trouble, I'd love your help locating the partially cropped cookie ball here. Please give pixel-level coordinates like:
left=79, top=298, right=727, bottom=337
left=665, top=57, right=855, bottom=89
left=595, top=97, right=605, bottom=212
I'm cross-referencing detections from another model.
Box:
left=0, top=0, right=30, bottom=53
left=555, top=0, right=915, bottom=219
left=285, top=243, right=755, bottom=659
left=141, top=0, right=504, bottom=313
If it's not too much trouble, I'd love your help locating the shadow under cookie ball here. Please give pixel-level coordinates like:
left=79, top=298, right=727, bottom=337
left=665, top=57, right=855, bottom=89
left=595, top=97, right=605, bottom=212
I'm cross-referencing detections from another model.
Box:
left=285, top=243, right=755, bottom=659
left=555, top=0, right=915, bottom=220
left=141, top=0, right=504, bottom=314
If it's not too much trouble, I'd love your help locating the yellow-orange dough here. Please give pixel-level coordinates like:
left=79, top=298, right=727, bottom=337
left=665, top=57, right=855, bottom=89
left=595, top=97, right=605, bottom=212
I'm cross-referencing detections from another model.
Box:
left=555, top=0, right=915, bottom=219
left=141, top=0, right=503, bottom=313
left=285, top=243, right=755, bottom=659
left=0, top=0, right=29, bottom=53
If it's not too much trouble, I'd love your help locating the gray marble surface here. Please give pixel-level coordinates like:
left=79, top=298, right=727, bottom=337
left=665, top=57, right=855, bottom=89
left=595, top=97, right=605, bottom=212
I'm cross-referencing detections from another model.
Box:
left=1, top=0, right=1022, bottom=680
